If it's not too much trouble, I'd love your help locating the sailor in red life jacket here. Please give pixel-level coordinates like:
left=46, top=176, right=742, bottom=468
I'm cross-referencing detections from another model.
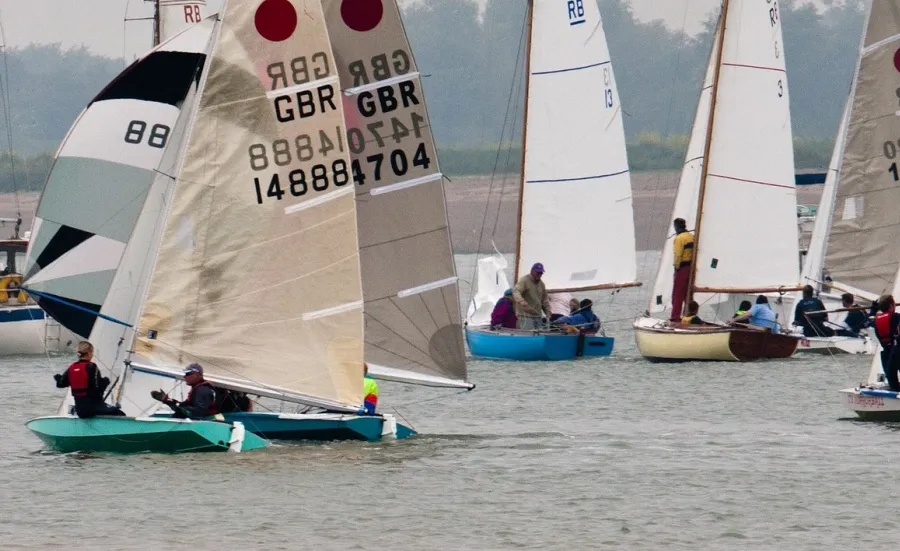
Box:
left=150, top=363, right=218, bottom=419
left=872, top=294, right=900, bottom=391
left=54, top=341, right=125, bottom=418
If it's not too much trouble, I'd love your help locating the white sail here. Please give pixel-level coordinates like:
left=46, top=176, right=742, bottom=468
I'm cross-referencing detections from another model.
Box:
left=692, top=0, right=799, bottom=294
left=24, top=20, right=216, bottom=344
left=823, top=0, right=900, bottom=297
left=159, top=0, right=207, bottom=41
left=800, top=98, right=849, bottom=294
left=322, top=0, right=469, bottom=389
left=649, top=25, right=720, bottom=315
left=133, top=0, right=366, bottom=411
left=466, top=254, right=511, bottom=326
left=516, top=0, right=636, bottom=291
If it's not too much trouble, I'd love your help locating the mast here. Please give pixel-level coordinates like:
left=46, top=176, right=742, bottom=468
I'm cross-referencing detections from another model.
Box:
left=685, top=0, right=729, bottom=305
left=153, top=0, right=161, bottom=47
left=512, top=0, right=533, bottom=283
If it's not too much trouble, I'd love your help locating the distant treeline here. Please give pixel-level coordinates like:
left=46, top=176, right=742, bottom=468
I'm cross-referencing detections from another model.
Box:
left=0, top=136, right=831, bottom=193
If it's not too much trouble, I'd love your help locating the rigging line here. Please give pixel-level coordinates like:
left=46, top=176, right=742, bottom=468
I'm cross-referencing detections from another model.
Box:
left=464, top=6, right=529, bottom=310
left=0, top=18, right=19, bottom=220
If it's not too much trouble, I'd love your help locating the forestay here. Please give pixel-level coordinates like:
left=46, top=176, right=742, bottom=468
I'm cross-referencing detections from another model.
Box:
left=649, top=24, right=720, bottom=315
left=23, top=21, right=216, bottom=343
left=823, top=0, right=900, bottom=297
left=691, top=0, right=799, bottom=294
left=322, top=0, right=469, bottom=389
left=134, top=0, right=367, bottom=411
left=516, top=0, right=636, bottom=292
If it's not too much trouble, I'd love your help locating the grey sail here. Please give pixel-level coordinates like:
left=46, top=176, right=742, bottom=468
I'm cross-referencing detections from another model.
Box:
left=322, top=0, right=470, bottom=389
left=824, top=0, right=900, bottom=296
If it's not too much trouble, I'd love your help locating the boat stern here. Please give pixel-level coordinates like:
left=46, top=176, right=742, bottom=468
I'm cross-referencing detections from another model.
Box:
left=840, top=387, right=900, bottom=421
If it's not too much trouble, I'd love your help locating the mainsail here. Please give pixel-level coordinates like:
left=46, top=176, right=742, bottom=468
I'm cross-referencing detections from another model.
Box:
left=322, top=0, right=470, bottom=389
left=133, top=0, right=366, bottom=411
left=516, top=0, right=637, bottom=292
left=650, top=0, right=799, bottom=312
left=23, top=19, right=216, bottom=345
left=821, top=0, right=900, bottom=297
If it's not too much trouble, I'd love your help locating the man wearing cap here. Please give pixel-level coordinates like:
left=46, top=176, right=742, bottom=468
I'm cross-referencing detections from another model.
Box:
left=513, top=262, right=550, bottom=330
left=150, top=363, right=217, bottom=419
left=671, top=218, right=694, bottom=322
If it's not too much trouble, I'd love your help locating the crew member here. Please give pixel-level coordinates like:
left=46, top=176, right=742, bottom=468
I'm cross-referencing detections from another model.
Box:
left=671, top=218, right=694, bottom=321
left=363, top=363, right=379, bottom=415
left=872, top=295, right=900, bottom=391
left=54, top=341, right=125, bottom=418
left=150, top=363, right=217, bottom=419
left=513, top=262, right=550, bottom=330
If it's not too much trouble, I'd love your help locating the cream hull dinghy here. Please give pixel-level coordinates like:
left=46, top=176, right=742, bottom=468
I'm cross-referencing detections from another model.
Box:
left=633, top=317, right=800, bottom=363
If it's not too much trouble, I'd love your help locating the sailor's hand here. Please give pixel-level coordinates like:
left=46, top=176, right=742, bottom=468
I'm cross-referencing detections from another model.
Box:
left=150, top=389, right=166, bottom=402
left=53, top=373, right=62, bottom=383
left=518, top=300, right=528, bottom=308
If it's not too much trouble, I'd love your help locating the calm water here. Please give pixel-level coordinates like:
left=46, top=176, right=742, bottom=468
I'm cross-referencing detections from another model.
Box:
left=1, top=253, right=895, bottom=550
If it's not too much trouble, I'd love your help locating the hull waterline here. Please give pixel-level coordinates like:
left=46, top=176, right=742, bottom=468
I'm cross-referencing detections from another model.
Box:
left=220, top=412, right=415, bottom=442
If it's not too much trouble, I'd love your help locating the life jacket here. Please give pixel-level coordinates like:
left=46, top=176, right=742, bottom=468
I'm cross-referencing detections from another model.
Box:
left=363, top=375, right=379, bottom=408
left=68, top=360, right=94, bottom=398
left=681, top=314, right=697, bottom=324
left=735, top=309, right=747, bottom=317
left=875, top=311, right=896, bottom=347
left=185, top=380, right=218, bottom=416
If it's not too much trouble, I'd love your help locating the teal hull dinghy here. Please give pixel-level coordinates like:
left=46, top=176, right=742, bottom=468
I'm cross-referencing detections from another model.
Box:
left=26, top=416, right=267, bottom=454
left=221, top=412, right=416, bottom=442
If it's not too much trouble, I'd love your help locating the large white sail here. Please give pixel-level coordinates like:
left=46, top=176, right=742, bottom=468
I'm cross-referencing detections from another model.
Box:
left=649, top=24, right=720, bottom=315
left=23, top=20, right=216, bottom=345
left=516, top=0, right=636, bottom=292
left=823, top=0, right=900, bottom=297
left=692, top=0, right=799, bottom=294
left=134, top=0, right=366, bottom=411
left=322, top=0, right=470, bottom=389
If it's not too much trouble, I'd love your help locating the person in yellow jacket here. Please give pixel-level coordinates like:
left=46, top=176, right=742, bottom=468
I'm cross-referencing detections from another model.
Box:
left=362, top=363, right=379, bottom=415
left=671, top=218, right=694, bottom=321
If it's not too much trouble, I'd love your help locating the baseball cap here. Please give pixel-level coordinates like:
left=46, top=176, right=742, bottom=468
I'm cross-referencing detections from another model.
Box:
left=531, top=262, right=545, bottom=273
left=183, top=363, right=203, bottom=376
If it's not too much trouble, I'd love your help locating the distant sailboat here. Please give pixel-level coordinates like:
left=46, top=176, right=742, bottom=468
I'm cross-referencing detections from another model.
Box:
left=465, top=0, right=638, bottom=361
left=794, top=0, right=900, bottom=355
left=633, top=0, right=802, bottom=362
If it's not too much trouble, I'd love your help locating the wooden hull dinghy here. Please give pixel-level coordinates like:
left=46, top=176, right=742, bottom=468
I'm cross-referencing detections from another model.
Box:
left=633, top=317, right=799, bottom=362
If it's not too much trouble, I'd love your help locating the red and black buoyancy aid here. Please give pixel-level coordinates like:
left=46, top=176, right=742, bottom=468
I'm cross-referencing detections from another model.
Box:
left=875, top=309, right=897, bottom=347
left=68, top=360, right=94, bottom=398
left=185, top=380, right=218, bottom=416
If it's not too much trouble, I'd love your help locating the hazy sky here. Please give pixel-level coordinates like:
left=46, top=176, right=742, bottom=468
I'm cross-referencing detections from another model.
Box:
left=0, top=0, right=823, bottom=58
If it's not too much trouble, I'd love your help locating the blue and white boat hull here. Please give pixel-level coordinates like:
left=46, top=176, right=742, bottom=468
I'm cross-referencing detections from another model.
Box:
left=465, top=326, right=614, bottom=361
left=841, top=386, right=900, bottom=421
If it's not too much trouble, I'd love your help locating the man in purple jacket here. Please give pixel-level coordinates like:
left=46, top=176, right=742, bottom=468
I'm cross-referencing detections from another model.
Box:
left=490, top=289, right=518, bottom=330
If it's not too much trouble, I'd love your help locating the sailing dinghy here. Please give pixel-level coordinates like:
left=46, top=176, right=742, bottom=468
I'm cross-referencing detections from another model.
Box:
left=792, top=0, right=900, bottom=356
left=465, top=0, right=639, bottom=361
left=633, top=0, right=802, bottom=362
left=101, top=0, right=425, bottom=444
left=23, top=16, right=265, bottom=453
